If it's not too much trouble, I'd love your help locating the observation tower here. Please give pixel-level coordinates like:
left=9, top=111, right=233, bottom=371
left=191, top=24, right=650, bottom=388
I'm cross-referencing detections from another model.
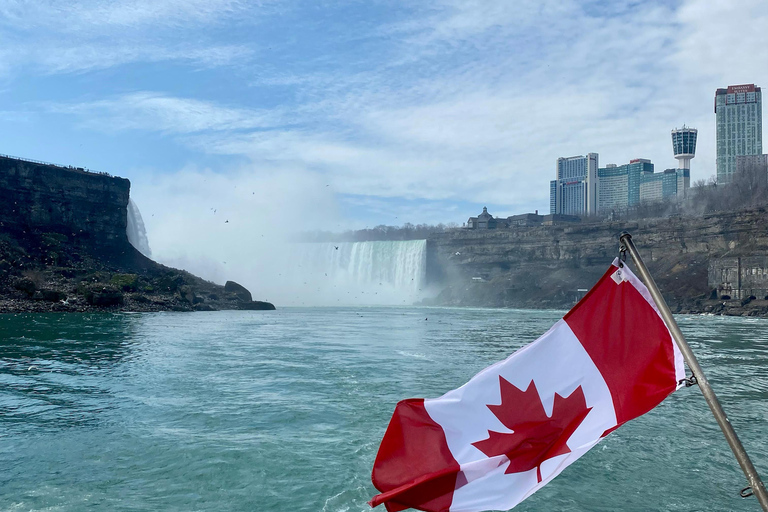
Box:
left=671, top=126, right=697, bottom=169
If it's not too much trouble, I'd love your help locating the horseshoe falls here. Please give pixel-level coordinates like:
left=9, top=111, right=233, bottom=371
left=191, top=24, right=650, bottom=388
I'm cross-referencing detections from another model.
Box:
left=126, top=199, right=152, bottom=258
left=287, top=240, right=428, bottom=306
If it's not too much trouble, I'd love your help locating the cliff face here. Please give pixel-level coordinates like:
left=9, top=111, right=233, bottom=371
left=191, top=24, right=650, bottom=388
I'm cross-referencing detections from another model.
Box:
left=426, top=208, right=768, bottom=312
left=0, top=155, right=275, bottom=312
left=0, top=156, right=131, bottom=253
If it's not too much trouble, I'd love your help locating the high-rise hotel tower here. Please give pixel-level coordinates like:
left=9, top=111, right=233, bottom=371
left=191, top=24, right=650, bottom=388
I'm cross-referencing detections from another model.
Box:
left=715, top=84, right=762, bottom=183
left=550, top=153, right=599, bottom=216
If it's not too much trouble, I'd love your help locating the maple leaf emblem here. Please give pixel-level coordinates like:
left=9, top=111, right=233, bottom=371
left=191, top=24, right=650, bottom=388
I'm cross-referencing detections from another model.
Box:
left=472, top=377, right=592, bottom=483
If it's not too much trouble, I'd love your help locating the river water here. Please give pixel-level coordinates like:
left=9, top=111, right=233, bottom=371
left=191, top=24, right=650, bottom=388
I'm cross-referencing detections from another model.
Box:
left=1, top=308, right=767, bottom=511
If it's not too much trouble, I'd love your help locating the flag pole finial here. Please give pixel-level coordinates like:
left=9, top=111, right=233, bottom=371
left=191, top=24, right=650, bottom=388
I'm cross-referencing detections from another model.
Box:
left=618, top=231, right=768, bottom=510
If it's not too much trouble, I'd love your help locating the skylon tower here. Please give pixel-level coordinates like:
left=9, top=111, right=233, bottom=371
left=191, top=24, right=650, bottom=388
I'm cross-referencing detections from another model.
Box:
left=671, top=126, right=697, bottom=170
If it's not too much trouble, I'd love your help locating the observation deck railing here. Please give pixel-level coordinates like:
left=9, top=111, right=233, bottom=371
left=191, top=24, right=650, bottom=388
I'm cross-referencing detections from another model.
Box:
left=0, top=152, right=113, bottom=177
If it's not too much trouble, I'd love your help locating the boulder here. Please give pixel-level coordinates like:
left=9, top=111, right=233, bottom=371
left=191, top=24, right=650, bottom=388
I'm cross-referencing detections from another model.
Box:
left=39, top=289, right=66, bottom=302
left=178, top=285, right=197, bottom=304
left=83, top=285, right=124, bottom=306
left=239, top=300, right=276, bottom=310
left=224, top=280, right=252, bottom=302
left=110, top=273, right=139, bottom=292
left=155, top=273, right=184, bottom=293
left=14, top=277, right=36, bottom=296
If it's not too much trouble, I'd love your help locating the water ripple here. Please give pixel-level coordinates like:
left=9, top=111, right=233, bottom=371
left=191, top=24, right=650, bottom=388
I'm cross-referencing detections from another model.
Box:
left=1, top=309, right=767, bottom=511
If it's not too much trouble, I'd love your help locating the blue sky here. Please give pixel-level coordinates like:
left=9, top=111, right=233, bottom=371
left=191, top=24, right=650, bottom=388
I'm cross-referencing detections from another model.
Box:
left=1, top=0, right=767, bottom=280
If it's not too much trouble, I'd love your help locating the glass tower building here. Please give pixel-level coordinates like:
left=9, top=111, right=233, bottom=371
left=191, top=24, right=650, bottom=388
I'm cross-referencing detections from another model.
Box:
left=550, top=154, right=599, bottom=216
left=715, top=84, right=763, bottom=183
left=639, top=169, right=690, bottom=203
left=596, top=159, right=654, bottom=212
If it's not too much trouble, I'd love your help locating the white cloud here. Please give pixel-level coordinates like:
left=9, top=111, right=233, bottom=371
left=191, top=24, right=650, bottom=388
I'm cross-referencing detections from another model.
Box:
left=0, top=0, right=263, bottom=73
left=19, top=0, right=768, bottom=221
left=49, top=91, right=282, bottom=133
left=0, top=0, right=248, bottom=31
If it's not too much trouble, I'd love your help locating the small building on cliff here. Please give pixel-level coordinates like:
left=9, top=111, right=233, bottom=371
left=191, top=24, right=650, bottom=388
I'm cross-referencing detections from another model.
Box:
left=709, top=256, right=768, bottom=300
left=467, top=207, right=497, bottom=229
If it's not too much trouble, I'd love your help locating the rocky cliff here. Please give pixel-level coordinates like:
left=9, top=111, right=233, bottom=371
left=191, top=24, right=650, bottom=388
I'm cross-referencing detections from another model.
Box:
left=0, top=155, right=274, bottom=312
left=426, top=207, right=768, bottom=315
left=0, top=157, right=131, bottom=254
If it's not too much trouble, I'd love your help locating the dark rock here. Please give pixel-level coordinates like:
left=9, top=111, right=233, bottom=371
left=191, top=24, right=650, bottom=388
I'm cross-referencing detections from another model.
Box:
left=178, top=285, right=197, bottom=304
left=156, top=274, right=183, bottom=293
left=83, top=285, right=124, bottom=306
left=110, top=273, right=139, bottom=292
left=193, top=303, right=216, bottom=311
left=224, top=280, right=252, bottom=302
left=239, top=300, right=276, bottom=310
left=39, top=289, right=66, bottom=302
left=0, top=156, right=130, bottom=254
left=14, top=277, right=36, bottom=296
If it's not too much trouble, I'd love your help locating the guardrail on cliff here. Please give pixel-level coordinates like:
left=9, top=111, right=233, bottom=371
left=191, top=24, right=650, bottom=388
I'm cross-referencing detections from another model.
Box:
left=0, top=153, right=113, bottom=178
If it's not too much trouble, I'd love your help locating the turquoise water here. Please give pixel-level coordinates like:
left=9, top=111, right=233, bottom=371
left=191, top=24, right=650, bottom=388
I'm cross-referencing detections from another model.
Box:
left=1, top=308, right=767, bottom=511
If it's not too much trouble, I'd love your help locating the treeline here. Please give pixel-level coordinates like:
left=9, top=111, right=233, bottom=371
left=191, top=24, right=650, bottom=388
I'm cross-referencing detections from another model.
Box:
left=299, top=222, right=460, bottom=243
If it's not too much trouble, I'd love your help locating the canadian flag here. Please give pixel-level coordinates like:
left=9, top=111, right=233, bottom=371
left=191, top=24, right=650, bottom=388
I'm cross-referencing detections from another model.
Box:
left=370, top=260, right=685, bottom=512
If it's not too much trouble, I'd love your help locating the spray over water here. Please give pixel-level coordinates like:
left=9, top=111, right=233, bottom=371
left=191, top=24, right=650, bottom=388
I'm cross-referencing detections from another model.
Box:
left=126, top=199, right=152, bottom=258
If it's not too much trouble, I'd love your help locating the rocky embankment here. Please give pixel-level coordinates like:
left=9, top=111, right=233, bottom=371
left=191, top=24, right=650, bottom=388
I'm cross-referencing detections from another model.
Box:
left=0, top=231, right=275, bottom=313
left=425, top=207, right=768, bottom=317
left=0, top=155, right=274, bottom=313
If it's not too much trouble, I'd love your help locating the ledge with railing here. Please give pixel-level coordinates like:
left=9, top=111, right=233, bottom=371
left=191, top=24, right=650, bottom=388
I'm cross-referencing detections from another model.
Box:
left=0, top=152, right=113, bottom=178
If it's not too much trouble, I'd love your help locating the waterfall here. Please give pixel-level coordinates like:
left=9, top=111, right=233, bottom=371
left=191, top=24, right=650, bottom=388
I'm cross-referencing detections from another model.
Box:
left=289, top=240, right=428, bottom=305
left=126, top=199, right=152, bottom=258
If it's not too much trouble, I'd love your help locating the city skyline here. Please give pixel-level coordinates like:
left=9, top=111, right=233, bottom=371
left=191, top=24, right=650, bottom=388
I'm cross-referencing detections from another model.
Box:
left=0, top=0, right=767, bottom=272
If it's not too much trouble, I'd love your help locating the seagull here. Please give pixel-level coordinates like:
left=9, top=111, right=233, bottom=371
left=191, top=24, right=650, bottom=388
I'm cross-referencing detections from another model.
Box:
left=225, top=220, right=229, bottom=223
left=334, top=246, right=339, bottom=250
left=455, top=251, right=461, bottom=255
left=28, top=365, right=38, bottom=371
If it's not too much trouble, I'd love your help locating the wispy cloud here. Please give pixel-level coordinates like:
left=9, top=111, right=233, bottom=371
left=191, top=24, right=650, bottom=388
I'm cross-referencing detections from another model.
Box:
left=5, top=0, right=768, bottom=229
left=0, top=0, right=263, bottom=73
left=49, top=91, right=283, bottom=133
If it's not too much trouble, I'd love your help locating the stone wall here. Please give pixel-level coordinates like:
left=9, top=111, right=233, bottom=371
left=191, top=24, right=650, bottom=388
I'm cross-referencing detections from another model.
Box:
left=0, top=156, right=131, bottom=253
left=426, top=207, right=768, bottom=309
left=709, top=256, right=768, bottom=300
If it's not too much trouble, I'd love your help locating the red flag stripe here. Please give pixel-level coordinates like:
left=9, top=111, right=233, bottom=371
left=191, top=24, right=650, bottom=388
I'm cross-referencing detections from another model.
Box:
left=370, top=399, right=460, bottom=512
left=564, top=265, right=678, bottom=427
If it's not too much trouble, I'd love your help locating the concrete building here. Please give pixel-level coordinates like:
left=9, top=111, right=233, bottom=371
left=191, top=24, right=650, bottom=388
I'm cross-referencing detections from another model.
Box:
left=709, top=256, right=768, bottom=300
left=715, top=84, right=763, bottom=184
left=506, top=212, right=542, bottom=226
left=550, top=153, right=599, bottom=217
left=466, top=207, right=498, bottom=229
left=549, top=180, right=557, bottom=214
left=736, top=153, right=768, bottom=174
left=596, top=159, right=654, bottom=212
left=671, top=126, right=697, bottom=170
left=639, top=168, right=690, bottom=203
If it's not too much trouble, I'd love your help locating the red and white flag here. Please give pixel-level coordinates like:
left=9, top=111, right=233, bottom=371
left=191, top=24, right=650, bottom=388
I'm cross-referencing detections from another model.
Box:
left=369, top=260, right=685, bottom=512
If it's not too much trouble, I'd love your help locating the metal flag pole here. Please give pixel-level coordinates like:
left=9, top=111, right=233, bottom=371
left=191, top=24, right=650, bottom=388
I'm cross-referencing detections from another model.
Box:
left=619, top=232, right=768, bottom=511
